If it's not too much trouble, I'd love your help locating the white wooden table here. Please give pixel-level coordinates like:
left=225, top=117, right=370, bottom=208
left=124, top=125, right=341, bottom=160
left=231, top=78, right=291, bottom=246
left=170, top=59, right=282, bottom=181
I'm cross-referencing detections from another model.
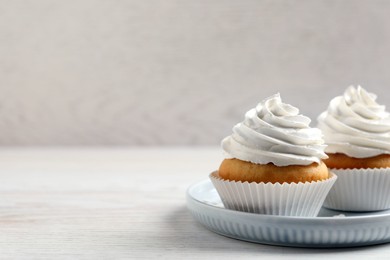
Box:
left=0, top=147, right=389, bottom=259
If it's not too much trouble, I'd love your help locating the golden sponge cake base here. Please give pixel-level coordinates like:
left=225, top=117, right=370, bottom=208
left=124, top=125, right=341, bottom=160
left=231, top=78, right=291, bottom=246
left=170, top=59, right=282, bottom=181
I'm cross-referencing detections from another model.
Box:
left=323, top=153, right=390, bottom=169
left=218, top=158, right=329, bottom=184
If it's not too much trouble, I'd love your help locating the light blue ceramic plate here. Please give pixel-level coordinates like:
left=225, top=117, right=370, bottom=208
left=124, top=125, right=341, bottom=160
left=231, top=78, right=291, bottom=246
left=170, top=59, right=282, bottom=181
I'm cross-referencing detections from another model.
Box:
left=186, top=179, right=390, bottom=248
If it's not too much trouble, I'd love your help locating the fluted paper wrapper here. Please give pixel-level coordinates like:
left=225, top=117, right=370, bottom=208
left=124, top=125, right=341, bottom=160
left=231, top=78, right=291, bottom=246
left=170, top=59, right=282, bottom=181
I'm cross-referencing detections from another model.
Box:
left=210, top=171, right=337, bottom=217
left=324, top=168, right=390, bottom=212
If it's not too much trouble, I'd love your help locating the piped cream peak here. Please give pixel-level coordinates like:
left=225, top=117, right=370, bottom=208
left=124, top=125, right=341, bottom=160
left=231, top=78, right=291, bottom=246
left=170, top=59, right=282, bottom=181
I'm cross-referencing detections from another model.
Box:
left=222, top=94, right=327, bottom=166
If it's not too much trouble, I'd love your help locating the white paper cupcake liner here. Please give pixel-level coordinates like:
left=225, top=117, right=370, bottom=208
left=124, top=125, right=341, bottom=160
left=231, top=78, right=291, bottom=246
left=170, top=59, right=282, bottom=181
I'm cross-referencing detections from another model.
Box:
left=323, top=168, right=390, bottom=212
left=209, top=171, right=337, bottom=217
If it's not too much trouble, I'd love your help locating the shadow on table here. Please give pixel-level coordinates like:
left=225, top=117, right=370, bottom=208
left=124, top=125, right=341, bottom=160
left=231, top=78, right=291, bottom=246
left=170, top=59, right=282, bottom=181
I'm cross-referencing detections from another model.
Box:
left=164, top=205, right=389, bottom=255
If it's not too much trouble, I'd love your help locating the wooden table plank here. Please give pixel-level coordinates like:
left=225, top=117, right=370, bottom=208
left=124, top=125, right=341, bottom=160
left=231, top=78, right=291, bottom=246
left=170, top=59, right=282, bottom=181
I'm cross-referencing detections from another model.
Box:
left=0, top=148, right=389, bottom=259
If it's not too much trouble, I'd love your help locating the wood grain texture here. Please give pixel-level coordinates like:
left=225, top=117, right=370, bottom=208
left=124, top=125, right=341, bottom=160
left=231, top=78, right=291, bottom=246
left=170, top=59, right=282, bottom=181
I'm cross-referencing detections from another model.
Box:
left=0, top=147, right=389, bottom=259
left=1, top=1, right=390, bottom=145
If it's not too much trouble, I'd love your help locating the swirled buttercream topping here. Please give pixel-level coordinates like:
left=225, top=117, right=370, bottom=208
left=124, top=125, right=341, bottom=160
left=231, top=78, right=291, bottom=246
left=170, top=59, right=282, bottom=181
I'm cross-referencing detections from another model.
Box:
left=317, top=85, right=390, bottom=158
left=222, top=94, right=328, bottom=166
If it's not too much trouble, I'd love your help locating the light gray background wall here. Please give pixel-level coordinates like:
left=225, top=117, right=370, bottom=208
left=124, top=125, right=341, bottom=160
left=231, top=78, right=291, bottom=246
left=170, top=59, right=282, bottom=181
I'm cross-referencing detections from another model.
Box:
left=1, top=0, right=390, bottom=145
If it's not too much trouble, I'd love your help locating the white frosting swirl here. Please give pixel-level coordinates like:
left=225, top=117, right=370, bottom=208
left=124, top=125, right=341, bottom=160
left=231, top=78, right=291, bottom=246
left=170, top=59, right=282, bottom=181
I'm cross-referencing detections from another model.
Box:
left=222, top=94, right=328, bottom=166
left=317, top=85, right=390, bottom=158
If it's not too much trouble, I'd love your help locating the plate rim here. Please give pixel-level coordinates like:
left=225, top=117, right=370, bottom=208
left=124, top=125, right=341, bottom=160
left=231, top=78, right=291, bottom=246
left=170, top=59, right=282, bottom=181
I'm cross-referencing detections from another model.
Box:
left=186, top=178, right=390, bottom=247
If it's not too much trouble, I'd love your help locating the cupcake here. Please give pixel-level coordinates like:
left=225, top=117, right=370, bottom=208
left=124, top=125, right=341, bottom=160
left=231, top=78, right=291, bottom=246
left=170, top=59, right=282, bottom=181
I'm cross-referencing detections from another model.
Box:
left=210, top=94, right=337, bottom=217
left=318, top=85, right=390, bottom=211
